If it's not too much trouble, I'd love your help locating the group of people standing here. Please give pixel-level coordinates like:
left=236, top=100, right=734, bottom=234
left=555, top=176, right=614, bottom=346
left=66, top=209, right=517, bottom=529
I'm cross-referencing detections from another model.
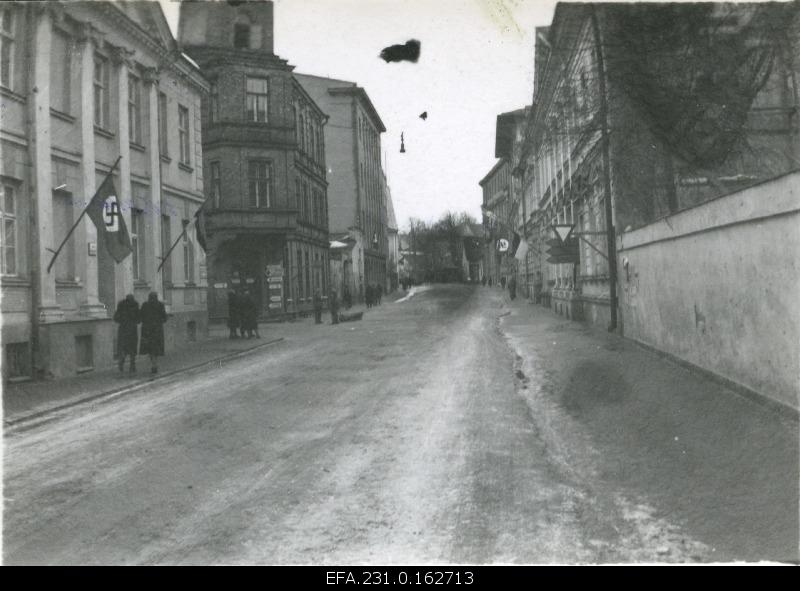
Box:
left=226, top=290, right=261, bottom=339
left=365, top=283, right=383, bottom=308
left=481, top=274, right=518, bottom=300
left=113, top=292, right=168, bottom=375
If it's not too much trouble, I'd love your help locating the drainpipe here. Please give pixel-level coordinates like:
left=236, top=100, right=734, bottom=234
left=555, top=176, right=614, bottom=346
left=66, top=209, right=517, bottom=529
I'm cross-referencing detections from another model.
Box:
left=590, top=5, right=619, bottom=332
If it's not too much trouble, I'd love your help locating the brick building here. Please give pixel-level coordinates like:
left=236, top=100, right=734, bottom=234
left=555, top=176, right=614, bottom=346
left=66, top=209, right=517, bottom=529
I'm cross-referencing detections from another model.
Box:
left=1, top=2, right=208, bottom=380
left=179, top=0, right=330, bottom=319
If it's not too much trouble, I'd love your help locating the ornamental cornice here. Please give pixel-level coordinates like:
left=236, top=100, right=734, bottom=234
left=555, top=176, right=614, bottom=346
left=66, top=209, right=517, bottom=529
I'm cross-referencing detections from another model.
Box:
left=89, top=3, right=208, bottom=94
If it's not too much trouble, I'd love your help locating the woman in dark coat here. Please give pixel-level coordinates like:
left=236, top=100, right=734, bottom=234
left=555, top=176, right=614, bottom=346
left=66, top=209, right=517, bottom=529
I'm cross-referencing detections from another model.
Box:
left=227, top=290, right=239, bottom=339
left=239, top=290, right=260, bottom=339
left=139, top=291, right=167, bottom=374
left=114, top=294, right=140, bottom=373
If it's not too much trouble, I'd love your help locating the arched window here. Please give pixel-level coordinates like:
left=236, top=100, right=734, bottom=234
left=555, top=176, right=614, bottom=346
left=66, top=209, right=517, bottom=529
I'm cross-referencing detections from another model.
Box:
left=233, top=23, right=250, bottom=49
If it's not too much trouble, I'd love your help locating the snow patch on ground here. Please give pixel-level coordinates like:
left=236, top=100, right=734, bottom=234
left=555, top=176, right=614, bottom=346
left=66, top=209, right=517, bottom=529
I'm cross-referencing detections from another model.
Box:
left=394, top=285, right=432, bottom=303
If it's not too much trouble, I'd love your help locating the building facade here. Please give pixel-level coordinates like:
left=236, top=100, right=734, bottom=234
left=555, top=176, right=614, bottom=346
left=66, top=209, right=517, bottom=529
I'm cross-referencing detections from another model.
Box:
left=516, top=2, right=800, bottom=407
left=1, top=2, right=208, bottom=380
left=479, top=159, right=510, bottom=286
left=178, top=0, right=330, bottom=319
left=384, top=172, right=399, bottom=293
left=294, top=73, right=388, bottom=303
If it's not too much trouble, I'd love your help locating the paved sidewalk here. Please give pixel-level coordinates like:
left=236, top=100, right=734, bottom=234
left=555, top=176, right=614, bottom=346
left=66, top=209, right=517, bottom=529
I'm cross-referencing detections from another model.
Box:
left=1, top=294, right=403, bottom=426
left=490, top=287, right=798, bottom=562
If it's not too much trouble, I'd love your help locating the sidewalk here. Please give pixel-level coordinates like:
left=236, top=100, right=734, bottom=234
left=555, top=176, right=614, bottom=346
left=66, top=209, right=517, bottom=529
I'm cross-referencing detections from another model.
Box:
left=492, top=288, right=798, bottom=562
left=1, top=294, right=401, bottom=427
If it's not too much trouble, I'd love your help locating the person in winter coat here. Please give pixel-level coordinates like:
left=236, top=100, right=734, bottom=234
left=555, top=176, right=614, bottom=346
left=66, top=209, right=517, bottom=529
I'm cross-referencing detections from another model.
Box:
left=239, top=290, right=260, bottom=339
left=365, top=284, right=373, bottom=309
left=139, top=291, right=167, bottom=374
left=329, top=289, right=340, bottom=324
left=377, top=284, right=383, bottom=305
left=313, top=289, right=323, bottom=325
left=113, top=294, right=140, bottom=373
left=508, top=275, right=517, bottom=300
left=227, top=290, right=239, bottom=339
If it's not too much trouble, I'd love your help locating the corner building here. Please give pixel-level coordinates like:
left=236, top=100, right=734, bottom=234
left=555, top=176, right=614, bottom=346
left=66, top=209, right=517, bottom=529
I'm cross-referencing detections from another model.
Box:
left=179, top=1, right=329, bottom=319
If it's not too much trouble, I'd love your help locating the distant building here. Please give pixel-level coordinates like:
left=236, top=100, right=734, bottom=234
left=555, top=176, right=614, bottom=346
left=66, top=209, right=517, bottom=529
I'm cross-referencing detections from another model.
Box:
left=179, top=0, right=330, bottom=319
left=384, top=172, right=399, bottom=293
left=1, top=2, right=207, bottom=380
left=294, top=73, right=388, bottom=302
left=479, top=159, right=510, bottom=286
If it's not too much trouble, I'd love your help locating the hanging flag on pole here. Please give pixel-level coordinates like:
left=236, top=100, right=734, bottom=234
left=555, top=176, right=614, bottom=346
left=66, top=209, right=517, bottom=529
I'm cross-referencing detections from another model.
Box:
left=509, top=231, right=521, bottom=256
left=47, top=156, right=128, bottom=273
left=194, top=200, right=209, bottom=253
left=514, top=237, right=529, bottom=261
left=86, top=170, right=132, bottom=263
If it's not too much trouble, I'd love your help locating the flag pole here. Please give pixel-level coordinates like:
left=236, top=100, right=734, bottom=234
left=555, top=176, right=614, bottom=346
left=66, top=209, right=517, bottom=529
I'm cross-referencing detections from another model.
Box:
left=47, top=156, right=122, bottom=274
left=156, top=197, right=209, bottom=273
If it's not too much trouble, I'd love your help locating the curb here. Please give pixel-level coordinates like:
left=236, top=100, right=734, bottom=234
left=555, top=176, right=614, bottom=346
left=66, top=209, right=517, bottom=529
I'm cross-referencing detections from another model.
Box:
left=4, top=337, right=285, bottom=432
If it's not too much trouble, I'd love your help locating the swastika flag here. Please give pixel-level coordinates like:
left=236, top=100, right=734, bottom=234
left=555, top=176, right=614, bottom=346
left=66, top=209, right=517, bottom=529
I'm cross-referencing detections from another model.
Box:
left=86, top=174, right=132, bottom=263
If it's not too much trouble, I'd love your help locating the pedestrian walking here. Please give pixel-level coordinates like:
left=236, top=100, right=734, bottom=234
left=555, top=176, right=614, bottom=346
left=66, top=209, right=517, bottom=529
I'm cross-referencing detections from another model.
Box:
left=481, top=275, right=487, bottom=286
left=240, top=290, right=260, bottom=338
left=113, top=294, right=140, bottom=374
left=509, top=275, right=517, bottom=300
left=377, top=284, right=383, bottom=305
left=329, top=289, right=340, bottom=324
left=500, top=276, right=507, bottom=289
left=227, top=290, right=239, bottom=339
left=365, top=284, right=373, bottom=309
left=139, top=291, right=167, bottom=375
left=488, top=277, right=493, bottom=287
left=313, top=289, right=323, bottom=324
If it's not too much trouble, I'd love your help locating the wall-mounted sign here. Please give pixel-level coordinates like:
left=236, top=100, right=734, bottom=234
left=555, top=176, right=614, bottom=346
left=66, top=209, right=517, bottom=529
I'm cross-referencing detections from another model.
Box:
left=88, top=242, right=97, bottom=256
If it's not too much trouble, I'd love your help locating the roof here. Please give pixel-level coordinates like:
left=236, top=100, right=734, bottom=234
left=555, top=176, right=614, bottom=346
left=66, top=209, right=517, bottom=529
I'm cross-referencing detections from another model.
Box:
left=385, top=187, right=398, bottom=231
left=479, top=158, right=509, bottom=187
left=495, top=108, right=529, bottom=159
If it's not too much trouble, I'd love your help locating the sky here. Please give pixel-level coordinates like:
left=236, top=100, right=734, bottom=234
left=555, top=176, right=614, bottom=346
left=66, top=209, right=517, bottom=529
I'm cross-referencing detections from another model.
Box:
left=159, top=0, right=558, bottom=231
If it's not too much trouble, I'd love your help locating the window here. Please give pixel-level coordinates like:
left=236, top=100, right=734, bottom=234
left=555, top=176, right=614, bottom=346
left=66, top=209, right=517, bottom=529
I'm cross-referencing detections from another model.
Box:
left=178, top=105, right=190, bottom=165
left=158, top=92, right=168, bottom=155
left=161, top=214, right=172, bottom=285
left=128, top=75, right=142, bottom=144
left=296, top=248, right=304, bottom=299
left=304, top=250, right=310, bottom=301
left=294, top=178, right=301, bottom=211
left=246, top=77, right=268, bottom=122
left=53, top=190, right=75, bottom=281
left=209, top=82, right=219, bottom=123
left=50, top=30, right=72, bottom=113
left=0, top=183, right=17, bottom=275
left=93, top=55, right=110, bottom=128
left=298, top=114, right=305, bottom=152
left=4, top=342, right=29, bottom=380
left=248, top=160, right=271, bottom=208
left=233, top=23, right=250, bottom=49
left=302, top=182, right=309, bottom=221
left=0, top=8, right=14, bottom=89
left=75, top=335, right=93, bottom=371
left=131, top=209, right=145, bottom=281
left=182, top=219, right=194, bottom=283
left=210, top=162, right=221, bottom=207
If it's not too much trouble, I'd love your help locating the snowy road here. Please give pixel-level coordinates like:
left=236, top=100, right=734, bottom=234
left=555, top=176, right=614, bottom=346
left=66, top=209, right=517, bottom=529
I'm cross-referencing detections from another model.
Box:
left=3, top=285, right=796, bottom=564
